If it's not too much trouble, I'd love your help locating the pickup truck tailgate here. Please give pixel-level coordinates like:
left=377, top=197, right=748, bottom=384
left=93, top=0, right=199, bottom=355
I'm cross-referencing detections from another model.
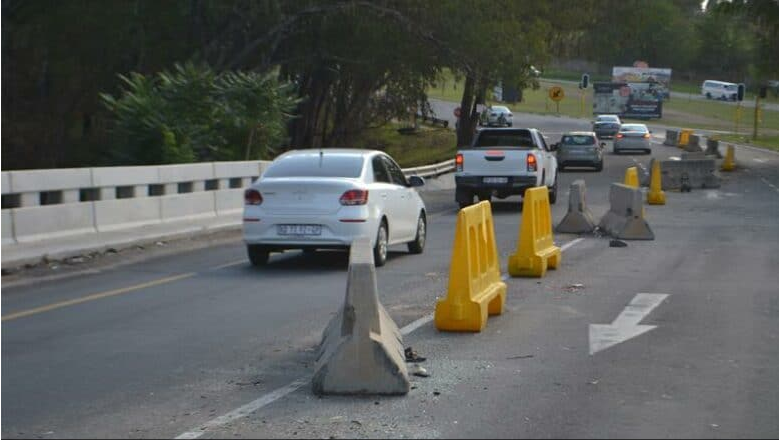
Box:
left=459, top=149, right=529, bottom=176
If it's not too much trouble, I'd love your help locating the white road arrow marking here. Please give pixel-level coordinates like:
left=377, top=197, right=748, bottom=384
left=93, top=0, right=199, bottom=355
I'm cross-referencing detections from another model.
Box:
left=589, top=293, right=669, bottom=355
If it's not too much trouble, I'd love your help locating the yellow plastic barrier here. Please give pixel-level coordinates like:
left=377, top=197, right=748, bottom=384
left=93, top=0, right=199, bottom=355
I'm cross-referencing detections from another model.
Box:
left=624, top=167, right=639, bottom=188
left=435, top=201, right=506, bottom=332
left=647, top=160, right=666, bottom=205
left=721, top=144, right=736, bottom=171
left=678, top=129, right=694, bottom=147
left=508, top=187, right=561, bottom=278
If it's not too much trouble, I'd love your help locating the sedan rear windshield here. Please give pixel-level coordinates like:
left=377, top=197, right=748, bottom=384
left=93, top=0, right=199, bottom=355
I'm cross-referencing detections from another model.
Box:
left=264, top=154, right=364, bottom=178
left=473, top=130, right=535, bottom=148
left=561, top=135, right=596, bottom=145
left=620, top=125, right=648, bottom=133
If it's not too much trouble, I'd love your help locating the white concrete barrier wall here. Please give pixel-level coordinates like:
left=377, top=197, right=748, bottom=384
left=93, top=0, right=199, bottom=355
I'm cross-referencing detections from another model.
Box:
left=92, top=165, right=160, bottom=187
left=160, top=192, right=217, bottom=222
left=94, top=198, right=162, bottom=232
left=159, top=163, right=214, bottom=183
left=1, top=158, right=448, bottom=246
left=9, top=168, right=92, bottom=193
left=2, top=210, right=14, bottom=245
left=1, top=172, right=12, bottom=195
left=13, top=203, right=96, bottom=243
left=215, top=188, right=245, bottom=215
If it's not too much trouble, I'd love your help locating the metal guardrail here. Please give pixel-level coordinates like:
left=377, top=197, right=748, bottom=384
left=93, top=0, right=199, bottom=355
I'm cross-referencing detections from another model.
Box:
left=402, top=159, right=456, bottom=179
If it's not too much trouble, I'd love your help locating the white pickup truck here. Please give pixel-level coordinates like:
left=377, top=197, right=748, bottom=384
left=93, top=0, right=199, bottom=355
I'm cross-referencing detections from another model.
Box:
left=454, top=128, right=558, bottom=208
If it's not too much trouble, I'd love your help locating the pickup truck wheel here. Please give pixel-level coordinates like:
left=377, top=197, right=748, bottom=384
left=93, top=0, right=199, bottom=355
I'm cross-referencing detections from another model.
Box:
left=456, top=188, right=474, bottom=209
left=548, top=174, right=558, bottom=205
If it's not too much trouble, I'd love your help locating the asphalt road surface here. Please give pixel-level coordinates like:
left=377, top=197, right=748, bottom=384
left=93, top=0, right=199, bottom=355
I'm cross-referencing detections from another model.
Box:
left=3, top=121, right=779, bottom=439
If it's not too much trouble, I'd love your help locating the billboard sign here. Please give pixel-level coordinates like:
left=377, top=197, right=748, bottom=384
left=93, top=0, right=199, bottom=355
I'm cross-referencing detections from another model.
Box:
left=612, top=67, right=672, bottom=100
left=593, top=82, right=663, bottom=119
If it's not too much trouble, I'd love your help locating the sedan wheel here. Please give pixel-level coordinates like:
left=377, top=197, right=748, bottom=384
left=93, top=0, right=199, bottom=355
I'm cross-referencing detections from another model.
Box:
left=374, top=221, right=388, bottom=267
left=407, top=214, right=426, bottom=254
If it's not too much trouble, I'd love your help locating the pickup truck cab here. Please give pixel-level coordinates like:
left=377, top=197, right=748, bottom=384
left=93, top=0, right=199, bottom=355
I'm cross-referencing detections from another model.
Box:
left=455, top=128, right=558, bottom=208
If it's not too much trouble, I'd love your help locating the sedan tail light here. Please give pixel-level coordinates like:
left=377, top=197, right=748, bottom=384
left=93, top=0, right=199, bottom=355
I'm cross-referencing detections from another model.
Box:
left=456, top=153, right=464, bottom=172
left=339, top=189, right=369, bottom=206
left=643, top=133, right=651, bottom=139
left=616, top=133, right=624, bottom=139
left=244, top=189, right=263, bottom=205
left=527, top=154, right=537, bottom=172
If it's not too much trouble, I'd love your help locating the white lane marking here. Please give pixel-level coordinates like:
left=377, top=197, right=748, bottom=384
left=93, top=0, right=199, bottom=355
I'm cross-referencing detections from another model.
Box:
left=753, top=158, right=768, bottom=163
left=760, top=177, right=779, bottom=193
left=400, top=314, right=434, bottom=335
left=589, top=293, right=669, bottom=355
left=560, top=237, right=585, bottom=252
left=175, top=237, right=587, bottom=439
left=174, top=378, right=310, bottom=439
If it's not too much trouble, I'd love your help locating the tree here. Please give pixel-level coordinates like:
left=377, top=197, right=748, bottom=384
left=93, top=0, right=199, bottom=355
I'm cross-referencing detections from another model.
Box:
left=101, top=63, right=300, bottom=165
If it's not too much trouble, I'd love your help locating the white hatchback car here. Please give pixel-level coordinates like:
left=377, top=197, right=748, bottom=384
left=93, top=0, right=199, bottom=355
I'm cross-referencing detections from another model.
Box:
left=243, top=149, right=427, bottom=267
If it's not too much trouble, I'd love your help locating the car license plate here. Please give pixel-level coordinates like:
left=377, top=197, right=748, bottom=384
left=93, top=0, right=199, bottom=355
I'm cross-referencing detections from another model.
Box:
left=278, top=224, right=322, bottom=236
left=483, top=177, right=508, bottom=184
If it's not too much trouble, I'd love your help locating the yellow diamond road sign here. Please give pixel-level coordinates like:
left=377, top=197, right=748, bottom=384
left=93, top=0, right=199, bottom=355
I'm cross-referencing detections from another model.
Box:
left=549, top=86, right=565, bottom=102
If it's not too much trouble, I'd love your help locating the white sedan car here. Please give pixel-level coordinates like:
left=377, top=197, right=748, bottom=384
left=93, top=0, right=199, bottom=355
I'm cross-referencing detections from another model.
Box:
left=479, top=105, right=513, bottom=127
left=243, top=149, right=427, bottom=267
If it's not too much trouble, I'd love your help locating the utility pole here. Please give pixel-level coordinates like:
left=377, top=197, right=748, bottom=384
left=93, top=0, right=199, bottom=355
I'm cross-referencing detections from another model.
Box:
left=753, top=94, right=760, bottom=141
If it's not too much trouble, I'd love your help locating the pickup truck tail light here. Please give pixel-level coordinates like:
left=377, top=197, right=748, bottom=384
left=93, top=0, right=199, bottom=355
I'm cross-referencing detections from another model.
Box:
left=456, top=153, right=464, bottom=172
left=527, top=154, right=537, bottom=172
left=643, top=133, right=651, bottom=139
left=616, top=133, right=624, bottom=139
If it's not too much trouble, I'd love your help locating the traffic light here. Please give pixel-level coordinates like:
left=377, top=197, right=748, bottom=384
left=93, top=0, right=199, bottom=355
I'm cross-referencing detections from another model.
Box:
left=737, top=83, right=745, bottom=101
left=581, top=73, right=589, bottom=89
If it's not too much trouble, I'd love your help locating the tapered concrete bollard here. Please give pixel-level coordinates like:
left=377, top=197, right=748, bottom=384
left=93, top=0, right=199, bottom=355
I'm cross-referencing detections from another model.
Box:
left=556, top=180, right=596, bottom=234
left=312, top=238, right=409, bottom=395
left=598, top=183, right=654, bottom=240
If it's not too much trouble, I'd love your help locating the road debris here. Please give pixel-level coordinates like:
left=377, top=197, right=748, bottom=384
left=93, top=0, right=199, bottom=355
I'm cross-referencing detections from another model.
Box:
left=409, top=364, right=430, bottom=377
left=609, top=239, right=628, bottom=248
left=404, top=347, right=427, bottom=363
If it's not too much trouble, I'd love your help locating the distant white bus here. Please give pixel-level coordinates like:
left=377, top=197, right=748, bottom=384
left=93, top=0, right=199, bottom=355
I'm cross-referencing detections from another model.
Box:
left=701, top=80, right=738, bottom=101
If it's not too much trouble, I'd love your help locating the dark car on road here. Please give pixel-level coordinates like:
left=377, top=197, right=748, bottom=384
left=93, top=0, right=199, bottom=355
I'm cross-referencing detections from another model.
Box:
left=592, top=114, right=621, bottom=139
left=555, top=132, right=604, bottom=171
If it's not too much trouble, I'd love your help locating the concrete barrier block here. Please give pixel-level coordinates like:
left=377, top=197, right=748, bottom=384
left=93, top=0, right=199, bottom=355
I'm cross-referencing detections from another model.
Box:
left=13, top=203, right=96, bottom=243
left=158, top=163, right=214, bottom=183
left=681, top=151, right=706, bottom=160
left=659, top=159, right=721, bottom=190
left=556, top=180, right=596, bottom=234
left=2, top=172, right=11, bottom=194
left=598, top=183, right=654, bottom=240
left=2, top=210, right=15, bottom=245
left=160, top=192, right=217, bottom=222
left=92, top=165, right=160, bottom=187
left=684, top=134, right=703, bottom=152
left=312, top=238, right=409, bottom=395
left=663, top=129, right=678, bottom=147
left=705, top=138, right=723, bottom=158
left=215, top=188, right=244, bottom=215
left=94, top=197, right=162, bottom=231
left=9, top=168, right=92, bottom=193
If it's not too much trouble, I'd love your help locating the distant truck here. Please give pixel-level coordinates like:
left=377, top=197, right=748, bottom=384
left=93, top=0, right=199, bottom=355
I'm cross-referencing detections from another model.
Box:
left=454, top=128, right=558, bottom=208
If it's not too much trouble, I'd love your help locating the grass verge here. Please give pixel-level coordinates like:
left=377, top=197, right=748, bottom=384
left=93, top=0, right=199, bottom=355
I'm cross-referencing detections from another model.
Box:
left=353, top=122, right=457, bottom=168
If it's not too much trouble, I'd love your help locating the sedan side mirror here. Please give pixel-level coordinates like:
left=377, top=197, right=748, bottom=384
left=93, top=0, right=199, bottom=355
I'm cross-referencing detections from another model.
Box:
left=550, top=143, right=558, bottom=151
left=408, top=175, right=425, bottom=187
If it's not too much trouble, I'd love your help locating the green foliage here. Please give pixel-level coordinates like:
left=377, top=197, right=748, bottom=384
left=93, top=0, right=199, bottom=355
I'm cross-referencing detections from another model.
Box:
left=101, top=63, right=300, bottom=165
